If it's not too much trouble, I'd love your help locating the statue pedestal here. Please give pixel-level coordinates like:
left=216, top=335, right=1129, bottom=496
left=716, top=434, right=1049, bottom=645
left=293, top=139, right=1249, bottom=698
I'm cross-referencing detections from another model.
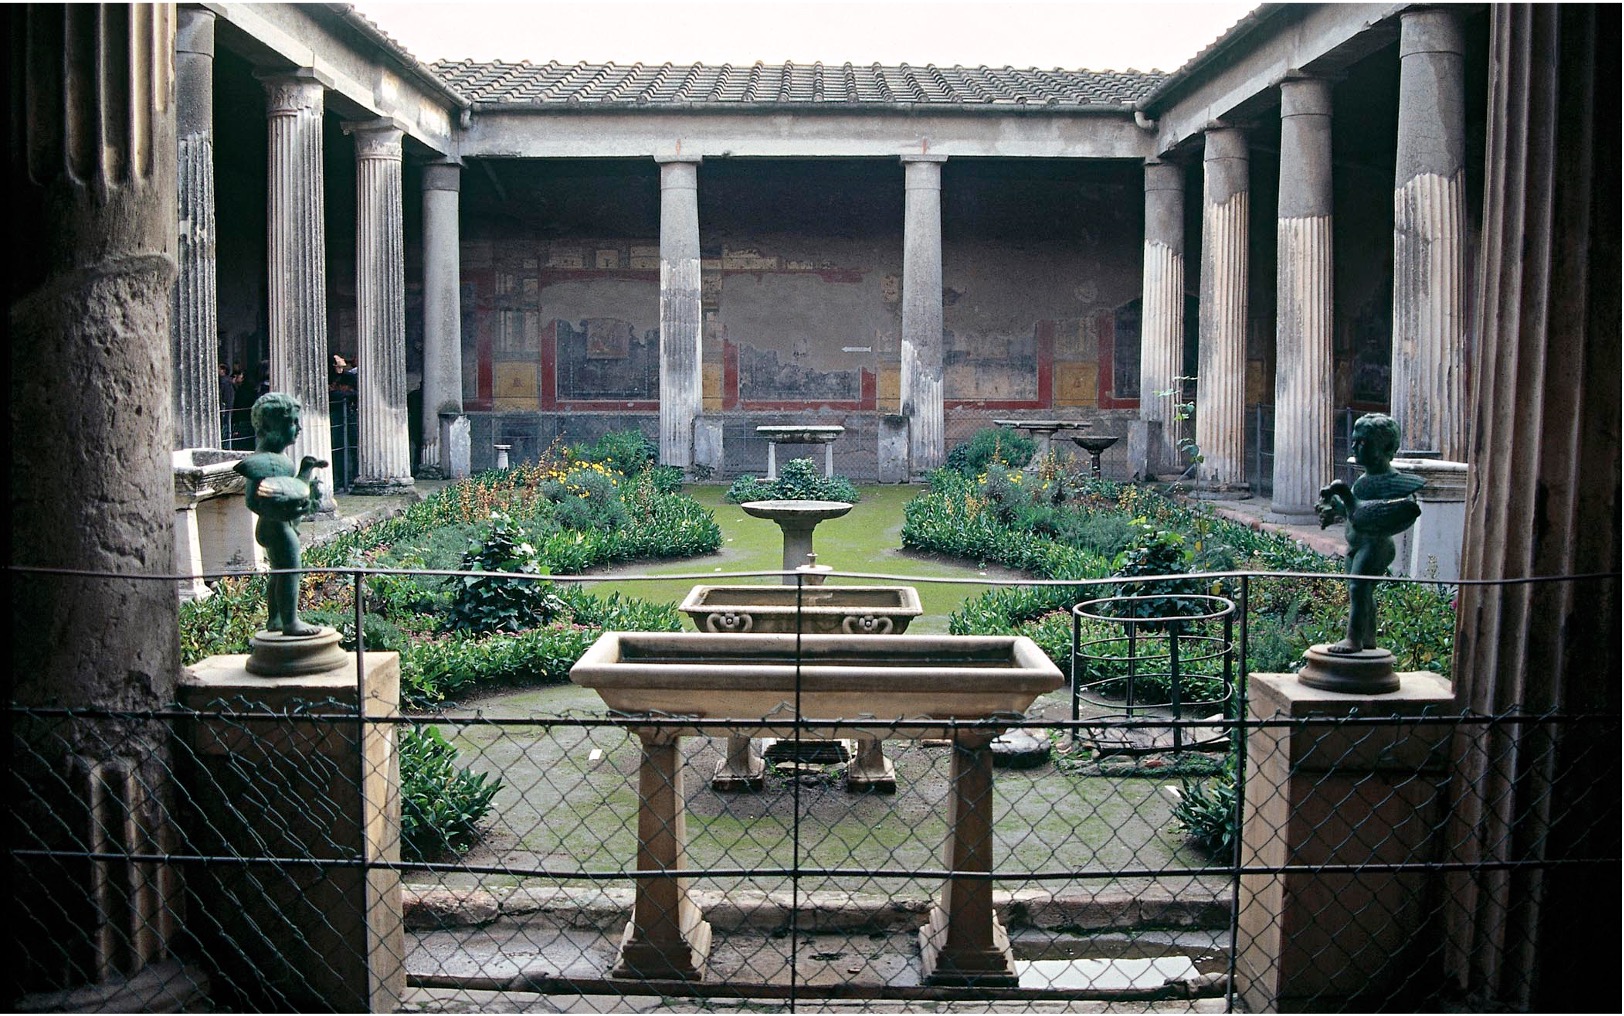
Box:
left=177, top=653, right=404, bottom=1013
left=245, top=626, right=350, bottom=676
left=1237, top=672, right=1452, bottom=1012
left=1297, top=643, right=1401, bottom=694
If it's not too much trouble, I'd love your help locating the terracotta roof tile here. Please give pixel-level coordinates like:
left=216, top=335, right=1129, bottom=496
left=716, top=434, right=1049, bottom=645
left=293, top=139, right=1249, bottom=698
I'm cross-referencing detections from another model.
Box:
left=431, top=59, right=1163, bottom=109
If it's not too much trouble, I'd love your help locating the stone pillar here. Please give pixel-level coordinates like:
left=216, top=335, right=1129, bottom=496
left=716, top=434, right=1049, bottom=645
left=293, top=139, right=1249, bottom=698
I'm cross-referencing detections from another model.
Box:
left=1236, top=673, right=1453, bottom=1011
left=9, top=4, right=186, bottom=1000
left=420, top=162, right=463, bottom=477
left=348, top=121, right=413, bottom=494
left=262, top=71, right=336, bottom=510
left=173, top=5, right=219, bottom=450
left=1268, top=78, right=1335, bottom=521
left=1390, top=8, right=1467, bottom=461
left=658, top=157, right=702, bottom=472
left=1140, top=160, right=1185, bottom=476
left=1196, top=126, right=1249, bottom=492
left=617, top=730, right=711, bottom=979
left=901, top=155, right=947, bottom=475
left=1445, top=7, right=1619, bottom=1009
left=178, top=655, right=406, bottom=1012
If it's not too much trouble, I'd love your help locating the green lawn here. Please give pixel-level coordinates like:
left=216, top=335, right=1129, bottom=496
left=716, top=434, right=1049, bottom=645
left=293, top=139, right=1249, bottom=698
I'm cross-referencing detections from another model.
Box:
left=569, top=484, right=1031, bottom=634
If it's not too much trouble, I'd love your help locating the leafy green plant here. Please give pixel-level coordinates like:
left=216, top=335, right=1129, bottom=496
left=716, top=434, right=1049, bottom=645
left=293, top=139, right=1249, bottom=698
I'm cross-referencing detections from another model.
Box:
left=399, top=725, right=502, bottom=862
left=1171, top=754, right=1238, bottom=857
left=725, top=457, right=861, bottom=504
left=446, top=511, right=563, bottom=634
left=943, top=427, right=1036, bottom=476
left=568, top=429, right=658, bottom=475
left=402, top=623, right=602, bottom=707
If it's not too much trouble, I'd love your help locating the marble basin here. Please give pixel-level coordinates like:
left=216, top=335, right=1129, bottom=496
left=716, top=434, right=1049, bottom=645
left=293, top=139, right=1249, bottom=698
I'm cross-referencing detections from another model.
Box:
left=678, top=584, right=923, bottom=635
left=570, top=632, right=1062, bottom=737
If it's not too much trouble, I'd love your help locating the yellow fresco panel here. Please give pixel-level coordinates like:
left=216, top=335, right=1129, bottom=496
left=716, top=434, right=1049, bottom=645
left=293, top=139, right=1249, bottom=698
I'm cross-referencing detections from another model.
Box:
left=493, top=362, right=539, bottom=410
left=1054, top=362, right=1098, bottom=407
left=703, top=363, right=724, bottom=411
left=878, top=365, right=902, bottom=412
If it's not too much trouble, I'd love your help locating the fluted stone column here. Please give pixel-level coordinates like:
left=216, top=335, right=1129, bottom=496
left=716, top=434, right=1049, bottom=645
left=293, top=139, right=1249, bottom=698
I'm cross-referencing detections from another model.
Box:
left=658, top=157, right=702, bottom=471
left=1140, top=160, right=1185, bottom=475
left=1195, top=127, right=1249, bottom=492
left=1391, top=7, right=1467, bottom=460
left=1268, top=78, right=1335, bottom=521
left=262, top=71, right=335, bottom=509
left=10, top=4, right=186, bottom=998
left=348, top=121, right=413, bottom=494
left=901, top=154, right=947, bottom=475
left=173, top=6, right=219, bottom=450
left=420, top=162, right=463, bottom=477
left=1445, top=7, right=1619, bottom=1008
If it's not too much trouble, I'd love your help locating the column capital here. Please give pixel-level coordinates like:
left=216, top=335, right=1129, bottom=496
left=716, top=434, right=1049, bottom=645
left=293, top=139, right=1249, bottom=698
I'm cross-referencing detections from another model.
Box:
left=345, top=118, right=406, bottom=160
left=175, top=5, right=215, bottom=56
left=1398, top=7, right=1466, bottom=57
left=1144, top=159, right=1183, bottom=192
left=257, top=69, right=329, bottom=115
left=1203, top=124, right=1249, bottom=161
left=900, top=153, right=949, bottom=164
left=1279, top=76, right=1333, bottom=118
left=422, top=161, right=462, bottom=192
left=654, top=152, right=703, bottom=166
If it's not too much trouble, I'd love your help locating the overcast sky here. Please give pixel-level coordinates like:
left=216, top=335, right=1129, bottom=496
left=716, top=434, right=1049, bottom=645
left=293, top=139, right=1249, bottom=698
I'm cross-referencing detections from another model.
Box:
left=352, top=1, right=1259, bottom=72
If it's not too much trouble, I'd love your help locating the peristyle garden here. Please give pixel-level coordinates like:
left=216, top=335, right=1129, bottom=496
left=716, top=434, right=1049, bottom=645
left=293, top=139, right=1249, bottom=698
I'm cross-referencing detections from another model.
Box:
left=179, top=428, right=1456, bottom=863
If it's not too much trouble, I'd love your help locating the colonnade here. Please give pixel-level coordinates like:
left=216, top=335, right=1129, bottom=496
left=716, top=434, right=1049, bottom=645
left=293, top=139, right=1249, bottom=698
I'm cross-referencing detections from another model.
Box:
left=1138, top=7, right=1470, bottom=511
left=169, top=6, right=463, bottom=496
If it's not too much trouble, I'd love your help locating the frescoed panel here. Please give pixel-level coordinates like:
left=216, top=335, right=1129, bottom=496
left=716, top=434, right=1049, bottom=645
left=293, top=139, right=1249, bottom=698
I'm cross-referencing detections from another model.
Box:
left=737, top=344, right=860, bottom=402
left=493, top=362, right=539, bottom=410
left=555, top=318, right=658, bottom=401
left=1054, top=362, right=1099, bottom=407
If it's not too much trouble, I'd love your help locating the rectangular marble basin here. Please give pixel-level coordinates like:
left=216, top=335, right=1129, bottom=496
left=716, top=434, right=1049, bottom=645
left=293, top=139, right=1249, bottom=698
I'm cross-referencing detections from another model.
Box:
left=570, top=632, right=1062, bottom=736
left=677, top=584, right=923, bottom=635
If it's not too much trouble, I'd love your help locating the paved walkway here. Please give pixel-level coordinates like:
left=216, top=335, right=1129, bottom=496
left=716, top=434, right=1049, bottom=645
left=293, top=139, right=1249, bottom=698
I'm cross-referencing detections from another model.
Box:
left=1187, top=495, right=1345, bottom=559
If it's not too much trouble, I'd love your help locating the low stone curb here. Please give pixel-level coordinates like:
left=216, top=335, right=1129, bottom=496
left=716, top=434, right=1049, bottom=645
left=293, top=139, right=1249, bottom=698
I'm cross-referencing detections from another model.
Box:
left=401, top=883, right=1231, bottom=935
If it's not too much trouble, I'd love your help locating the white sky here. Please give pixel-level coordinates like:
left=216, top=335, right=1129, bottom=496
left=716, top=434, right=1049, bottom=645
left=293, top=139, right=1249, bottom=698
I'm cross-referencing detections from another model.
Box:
left=352, top=1, right=1259, bottom=73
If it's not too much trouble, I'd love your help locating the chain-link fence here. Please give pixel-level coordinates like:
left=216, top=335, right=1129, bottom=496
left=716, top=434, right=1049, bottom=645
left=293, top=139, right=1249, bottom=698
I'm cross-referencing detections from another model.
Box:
left=8, top=566, right=1618, bottom=1012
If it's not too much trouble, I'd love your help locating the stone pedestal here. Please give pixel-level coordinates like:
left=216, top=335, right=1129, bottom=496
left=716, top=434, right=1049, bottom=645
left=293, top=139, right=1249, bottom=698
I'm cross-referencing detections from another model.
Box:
left=920, top=734, right=1017, bottom=986
left=177, top=654, right=405, bottom=1012
left=1236, top=672, right=1452, bottom=1013
left=693, top=416, right=725, bottom=477
left=617, top=730, right=712, bottom=979
left=173, top=449, right=262, bottom=600
left=440, top=413, right=471, bottom=480
left=877, top=415, right=910, bottom=483
left=1391, top=457, right=1468, bottom=581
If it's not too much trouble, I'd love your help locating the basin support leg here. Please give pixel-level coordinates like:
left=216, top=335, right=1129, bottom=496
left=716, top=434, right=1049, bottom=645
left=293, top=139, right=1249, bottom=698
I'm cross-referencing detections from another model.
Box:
left=778, top=524, right=816, bottom=586
left=766, top=441, right=777, bottom=480
left=712, top=734, right=765, bottom=792
left=823, top=441, right=834, bottom=478
left=615, top=730, right=711, bottom=980
left=920, top=734, right=1017, bottom=986
left=845, top=736, right=896, bottom=793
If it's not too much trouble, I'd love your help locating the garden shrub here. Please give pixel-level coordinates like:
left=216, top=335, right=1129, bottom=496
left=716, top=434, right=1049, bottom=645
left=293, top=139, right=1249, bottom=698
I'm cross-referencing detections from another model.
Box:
left=1172, top=755, right=1238, bottom=857
left=399, top=725, right=502, bottom=862
left=725, top=457, right=860, bottom=504
left=401, top=622, right=603, bottom=707
left=943, top=426, right=1036, bottom=476
left=546, top=467, right=629, bottom=533
left=569, top=429, right=658, bottom=475
left=446, top=511, right=563, bottom=634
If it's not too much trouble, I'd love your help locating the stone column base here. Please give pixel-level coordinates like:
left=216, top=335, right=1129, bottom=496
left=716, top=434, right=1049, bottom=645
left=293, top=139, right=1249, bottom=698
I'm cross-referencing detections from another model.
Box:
left=918, top=905, right=1017, bottom=987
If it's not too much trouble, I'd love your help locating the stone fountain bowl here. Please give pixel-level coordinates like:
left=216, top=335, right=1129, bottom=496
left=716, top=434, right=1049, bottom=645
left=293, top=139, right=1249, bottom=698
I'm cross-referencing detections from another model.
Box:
left=740, top=499, right=854, bottom=527
left=570, top=632, right=1062, bottom=738
left=678, top=584, right=923, bottom=635
left=1071, top=434, right=1121, bottom=454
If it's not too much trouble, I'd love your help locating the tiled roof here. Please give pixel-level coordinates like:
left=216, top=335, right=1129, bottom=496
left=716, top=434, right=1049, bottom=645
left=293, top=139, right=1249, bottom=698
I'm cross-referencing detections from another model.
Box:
left=432, top=60, right=1165, bottom=110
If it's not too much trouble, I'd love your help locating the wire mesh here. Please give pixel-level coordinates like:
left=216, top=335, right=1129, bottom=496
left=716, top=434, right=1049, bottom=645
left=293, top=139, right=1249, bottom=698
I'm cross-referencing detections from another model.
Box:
left=7, top=564, right=1618, bottom=1013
